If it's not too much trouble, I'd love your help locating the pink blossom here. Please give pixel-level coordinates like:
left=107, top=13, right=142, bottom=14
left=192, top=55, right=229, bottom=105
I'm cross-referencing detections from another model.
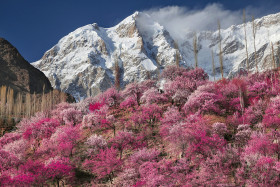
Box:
left=120, top=96, right=137, bottom=109
left=86, top=134, right=107, bottom=155
left=212, top=122, right=228, bottom=137
left=61, top=108, right=83, bottom=125
left=140, top=87, right=168, bottom=105
left=83, top=147, right=122, bottom=183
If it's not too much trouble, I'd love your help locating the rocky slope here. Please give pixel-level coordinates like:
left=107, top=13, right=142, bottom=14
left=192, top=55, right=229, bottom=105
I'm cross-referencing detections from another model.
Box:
left=0, top=38, right=75, bottom=102
left=32, top=12, right=280, bottom=100
left=0, top=38, right=53, bottom=93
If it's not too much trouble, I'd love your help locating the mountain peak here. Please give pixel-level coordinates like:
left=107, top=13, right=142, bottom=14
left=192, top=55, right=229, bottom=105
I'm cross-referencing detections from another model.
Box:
left=91, top=23, right=99, bottom=30
left=132, top=11, right=140, bottom=18
left=32, top=11, right=280, bottom=100
left=117, top=11, right=140, bottom=26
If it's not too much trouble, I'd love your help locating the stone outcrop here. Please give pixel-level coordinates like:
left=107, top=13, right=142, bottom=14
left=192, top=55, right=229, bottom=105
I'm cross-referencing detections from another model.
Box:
left=0, top=38, right=52, bottom=94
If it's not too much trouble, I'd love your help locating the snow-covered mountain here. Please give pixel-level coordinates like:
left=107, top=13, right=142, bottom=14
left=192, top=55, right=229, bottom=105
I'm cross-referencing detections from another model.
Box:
left=32, top=11, right=280, bottom=100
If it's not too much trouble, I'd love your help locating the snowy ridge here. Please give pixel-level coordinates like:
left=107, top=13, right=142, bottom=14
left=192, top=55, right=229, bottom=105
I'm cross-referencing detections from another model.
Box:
left=33, top=11, right=280, bottom=100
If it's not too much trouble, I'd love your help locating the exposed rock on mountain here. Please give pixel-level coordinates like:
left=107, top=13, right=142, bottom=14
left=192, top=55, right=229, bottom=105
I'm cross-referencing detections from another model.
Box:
left=0, top=38, right=75, bottom=102
left=32, top=12, right=280, bottom=100
left=0, top=38, right=52, bottom=94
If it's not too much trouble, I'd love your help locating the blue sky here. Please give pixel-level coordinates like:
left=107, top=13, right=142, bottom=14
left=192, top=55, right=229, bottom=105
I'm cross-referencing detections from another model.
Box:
left=1, top=0, right=280, bottom=62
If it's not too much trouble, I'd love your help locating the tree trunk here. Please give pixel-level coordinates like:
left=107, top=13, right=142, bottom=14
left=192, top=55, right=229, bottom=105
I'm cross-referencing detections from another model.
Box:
left=243, top=9, right=249, bottom=72
left=212, top=50, right=216, bottom=81
left=252, top=16, right=258, bottom=73
left=218, top=20, right=224, bottom=79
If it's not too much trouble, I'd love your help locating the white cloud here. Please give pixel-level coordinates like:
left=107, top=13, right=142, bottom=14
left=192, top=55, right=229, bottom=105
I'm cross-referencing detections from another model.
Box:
left=142, top=3, right=263, bottom=40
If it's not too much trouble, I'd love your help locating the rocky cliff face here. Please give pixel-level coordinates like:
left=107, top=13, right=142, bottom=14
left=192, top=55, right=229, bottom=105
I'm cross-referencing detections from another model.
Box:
left=0, top=38, right=52, bottom=94
left=0, top=38, right=75, bottom=103
left=32, top=12, right=280, bottom=100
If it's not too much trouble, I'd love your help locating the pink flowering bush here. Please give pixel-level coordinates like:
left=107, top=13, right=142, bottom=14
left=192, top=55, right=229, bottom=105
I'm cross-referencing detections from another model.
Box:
left=50, top=102, right=72, bottom=122
left=120, top=96, right=137, bottom=109
left=237, top=155, right=280, bottom=186
left=263, top=96, right=280, bottom=129
left=129, top=104, right=163, bottom=133
left=23, top=118, right=60, bottom=140
left=50, top=125, right=80, bottom=157
left=97, top=87, right=121, bottom=107
left=244, top=99, right=267, bottom=125
left=85, top=134, right=107, bottom=155
left=235, top=124, right=252, bottom=146
left=114, top=168, right=139, bottom=186
left=44, top=157, right=74, bottom=185
left=109, top=131, right=138, bottom=159
left=89, top=102, right=104, bottom=112
left=2, top=138, right=28, bottom=160
left=183, top=67, right=209, bottom=84
left=121, top=82, right=146, bottom=106
left=183, top=89, right=223, bottom=115
left=244, top=132, right=275, bottom=156
left=61, top=108, right=83, bottom=125
left=1, top=69, right=280, bottom=185
left=160, top=106, right=183, bottom=137
left=160, top=65, right=188, bottom=81
left=212, top=122, right=228, bottom=137
left=164, top=76, right=196, bottom=105
left=140, top=87, right=168, bottom=105
left=83, top=147, right=122, bottom=183
left=129, top=148, right=160, bottom=167
left=0, top=132, right=21, bottom=147
left=0, top=149, right=21, bottom=172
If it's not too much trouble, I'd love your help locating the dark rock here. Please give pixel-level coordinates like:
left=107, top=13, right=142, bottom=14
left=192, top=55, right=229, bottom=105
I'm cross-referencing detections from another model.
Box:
left=0, top=38, right=52, bottom=94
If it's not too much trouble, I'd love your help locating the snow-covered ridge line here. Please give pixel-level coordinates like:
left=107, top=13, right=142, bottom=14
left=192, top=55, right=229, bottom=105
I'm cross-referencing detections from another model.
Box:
left=32, top=11, right=280, bottom=100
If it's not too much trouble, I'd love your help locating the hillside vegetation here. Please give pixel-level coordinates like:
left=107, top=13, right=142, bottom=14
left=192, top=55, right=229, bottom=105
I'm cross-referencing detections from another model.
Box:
left=1, top=66, right=280, bottom=186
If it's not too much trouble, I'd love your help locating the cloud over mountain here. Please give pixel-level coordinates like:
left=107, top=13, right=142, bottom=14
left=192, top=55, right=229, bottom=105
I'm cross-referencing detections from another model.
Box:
left=142, top=4, right=262, bottom=40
